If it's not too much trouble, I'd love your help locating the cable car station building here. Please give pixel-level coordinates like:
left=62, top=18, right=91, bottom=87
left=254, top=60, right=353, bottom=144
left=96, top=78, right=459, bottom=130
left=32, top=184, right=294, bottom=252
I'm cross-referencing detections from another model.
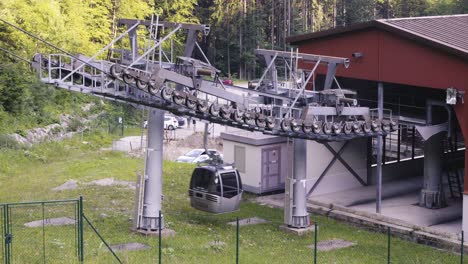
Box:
left=222, top=14, right=467, bottom=238
left=285, top=14, right=468, bottom=235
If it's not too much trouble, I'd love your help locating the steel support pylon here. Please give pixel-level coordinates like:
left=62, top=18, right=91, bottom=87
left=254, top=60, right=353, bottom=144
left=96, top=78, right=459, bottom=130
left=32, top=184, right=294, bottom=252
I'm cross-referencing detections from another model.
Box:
left=419, top=132, right=446, bottom=208
left=290, top=138, right=310, bottom=228
left=139, top=108, right=165, bottom=230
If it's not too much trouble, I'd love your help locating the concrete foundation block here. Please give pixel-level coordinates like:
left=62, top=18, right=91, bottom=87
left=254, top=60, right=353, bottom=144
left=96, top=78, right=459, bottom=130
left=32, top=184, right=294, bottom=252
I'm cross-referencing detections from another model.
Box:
left=134, top=228, right=176, bottom=238
left=279, top=224, right=316, bottom=236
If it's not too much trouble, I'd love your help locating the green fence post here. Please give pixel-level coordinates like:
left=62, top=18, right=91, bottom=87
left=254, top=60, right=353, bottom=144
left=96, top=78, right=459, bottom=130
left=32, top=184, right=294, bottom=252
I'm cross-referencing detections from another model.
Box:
left=79, top=196, right=84, bottom=263
left=387, top=226, right=391, bottom=264
left=461, top=230, right=464, bottom=264
left=159, top=210, right=162, bottom=264
left=236, top=217, right=239, bottom=264
left=314, top=222, right=317, bottom=264
left=42, top=202, right=46, bottom=264
left=3, top=204, right=10, bottom=264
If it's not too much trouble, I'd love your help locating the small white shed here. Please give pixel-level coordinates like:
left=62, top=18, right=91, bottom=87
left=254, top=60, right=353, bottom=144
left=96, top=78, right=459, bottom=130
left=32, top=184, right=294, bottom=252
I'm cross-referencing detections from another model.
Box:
left=221, top=130, right=290, bottom=194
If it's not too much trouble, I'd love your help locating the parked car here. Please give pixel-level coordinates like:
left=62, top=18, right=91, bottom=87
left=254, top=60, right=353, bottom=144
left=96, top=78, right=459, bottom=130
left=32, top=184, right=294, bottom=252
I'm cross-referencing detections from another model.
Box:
left=222, top=78, right=233, bottom=86
left=247, top=79, right=272, bottom=89
left=176, top=149, right=223, bottom=163
left=164, top=116, right=179, bottom=130
left=166, top=114, right=185, bottom=126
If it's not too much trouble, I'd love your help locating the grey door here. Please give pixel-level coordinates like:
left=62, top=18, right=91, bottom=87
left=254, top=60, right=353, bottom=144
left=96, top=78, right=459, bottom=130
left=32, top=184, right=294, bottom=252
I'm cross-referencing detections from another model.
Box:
left=261, top=146, right=281, bottom=192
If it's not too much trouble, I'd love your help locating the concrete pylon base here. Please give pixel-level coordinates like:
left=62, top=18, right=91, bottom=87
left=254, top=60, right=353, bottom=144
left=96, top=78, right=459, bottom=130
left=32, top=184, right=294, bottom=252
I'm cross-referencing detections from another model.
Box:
left=133, top=227, right=176, bottom=237
left=279, top=225, right=315, bottom=236
left=291, top=215, right=310, bottom=228
left=419, top=189, right=446, bottom=209
left=140, top=216, right=165, bottom=231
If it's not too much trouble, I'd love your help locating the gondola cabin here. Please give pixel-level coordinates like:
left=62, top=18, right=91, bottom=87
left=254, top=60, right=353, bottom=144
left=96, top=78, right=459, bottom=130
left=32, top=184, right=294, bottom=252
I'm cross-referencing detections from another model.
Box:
left=189, top=164, right=243, bottom=214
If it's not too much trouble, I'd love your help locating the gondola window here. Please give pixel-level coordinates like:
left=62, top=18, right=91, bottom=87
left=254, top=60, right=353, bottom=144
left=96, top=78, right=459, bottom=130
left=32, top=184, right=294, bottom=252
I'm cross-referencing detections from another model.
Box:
left=221, top=172, right=239, bottom=198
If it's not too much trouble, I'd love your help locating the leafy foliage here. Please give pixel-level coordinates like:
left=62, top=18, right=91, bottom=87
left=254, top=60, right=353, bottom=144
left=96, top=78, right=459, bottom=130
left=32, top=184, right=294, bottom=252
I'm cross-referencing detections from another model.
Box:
left=0, top=0, right=465, bottom=136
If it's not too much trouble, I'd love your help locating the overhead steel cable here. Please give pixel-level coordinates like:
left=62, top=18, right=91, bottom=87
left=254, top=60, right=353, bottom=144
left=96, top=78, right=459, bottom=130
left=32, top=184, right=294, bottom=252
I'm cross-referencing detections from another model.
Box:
left=0, top=18, right=107, bottom=74
left=0, top=47, right=32, bottom=64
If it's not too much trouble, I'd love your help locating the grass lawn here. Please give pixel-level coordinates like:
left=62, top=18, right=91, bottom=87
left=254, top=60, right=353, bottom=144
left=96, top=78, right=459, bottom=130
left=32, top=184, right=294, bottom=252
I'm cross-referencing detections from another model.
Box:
left=0, top=132, right=461, bottom=263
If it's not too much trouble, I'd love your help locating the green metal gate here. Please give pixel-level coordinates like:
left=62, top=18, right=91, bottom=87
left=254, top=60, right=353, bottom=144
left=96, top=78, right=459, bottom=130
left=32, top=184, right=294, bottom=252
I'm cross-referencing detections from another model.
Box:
left=0, top=197, right=120, bottom=264
left=1, top=199, right=82, bottom=264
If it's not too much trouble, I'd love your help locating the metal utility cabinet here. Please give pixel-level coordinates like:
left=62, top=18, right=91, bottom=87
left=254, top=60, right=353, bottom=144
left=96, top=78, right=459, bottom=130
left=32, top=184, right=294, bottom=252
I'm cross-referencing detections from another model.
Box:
left=221, top=130, right=290, bottom=194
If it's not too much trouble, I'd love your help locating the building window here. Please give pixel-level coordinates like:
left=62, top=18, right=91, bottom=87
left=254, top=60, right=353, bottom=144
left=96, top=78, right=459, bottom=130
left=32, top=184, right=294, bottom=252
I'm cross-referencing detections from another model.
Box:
left=234, top=145, right=246, bottom=173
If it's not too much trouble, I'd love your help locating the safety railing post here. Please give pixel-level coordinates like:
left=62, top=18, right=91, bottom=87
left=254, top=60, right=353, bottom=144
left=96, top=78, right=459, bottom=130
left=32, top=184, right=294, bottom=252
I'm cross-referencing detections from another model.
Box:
left=397, top=125, right=401, bottom=162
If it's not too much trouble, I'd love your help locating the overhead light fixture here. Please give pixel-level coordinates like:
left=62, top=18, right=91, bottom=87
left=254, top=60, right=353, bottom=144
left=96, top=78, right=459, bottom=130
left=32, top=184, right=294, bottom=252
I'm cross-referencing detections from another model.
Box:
left=446, top=87, right=465, bottom=105
left=352, top=52, right=363, bottom=58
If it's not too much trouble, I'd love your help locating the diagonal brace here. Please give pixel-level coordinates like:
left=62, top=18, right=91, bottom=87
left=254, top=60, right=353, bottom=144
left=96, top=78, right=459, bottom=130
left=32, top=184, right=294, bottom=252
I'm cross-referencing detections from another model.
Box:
left=324, top=142, right=367, bottom=186
left=307, top=141, right=349, bottom=196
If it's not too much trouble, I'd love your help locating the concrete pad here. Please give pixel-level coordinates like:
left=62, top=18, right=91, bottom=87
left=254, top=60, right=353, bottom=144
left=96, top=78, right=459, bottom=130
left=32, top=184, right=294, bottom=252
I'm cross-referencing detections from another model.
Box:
left=307, top=239, right=356, bottom=252
left=25, top=217, right=75, bottom=228
left=52, top=179, right=78, bottom=191
left=227, top=217, right=270, bottom=226
left=279, top=225, right=315, bottom=236
left=88, top=178, right=135, bottom=189
left=311, top=177, right=422, bottom=207
left=349, top=193, right=462, bottom=227
left=135, top=228, right=176, bottom=238
left=112, top=136, right=146, bottom=152
left=110, top=242, right=150, bottom=252
left=429, top=219, right=462, bottom=235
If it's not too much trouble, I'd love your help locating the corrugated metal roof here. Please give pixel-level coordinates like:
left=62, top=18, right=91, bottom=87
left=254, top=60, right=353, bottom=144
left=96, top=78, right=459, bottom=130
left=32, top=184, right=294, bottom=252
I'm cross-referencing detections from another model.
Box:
left=287, top=14, right=468, bottom=60
left=380, top=14, right=468, bottom=55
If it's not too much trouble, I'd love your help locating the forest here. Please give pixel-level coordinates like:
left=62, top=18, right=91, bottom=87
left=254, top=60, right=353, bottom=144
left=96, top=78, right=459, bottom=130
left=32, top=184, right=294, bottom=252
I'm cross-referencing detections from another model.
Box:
left=0, top=0, right=466, bottom=133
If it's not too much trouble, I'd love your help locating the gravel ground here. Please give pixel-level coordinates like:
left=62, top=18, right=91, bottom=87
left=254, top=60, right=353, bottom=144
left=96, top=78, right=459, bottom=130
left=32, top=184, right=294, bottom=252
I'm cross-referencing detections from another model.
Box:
left=122, top=124, right=224, bottom=161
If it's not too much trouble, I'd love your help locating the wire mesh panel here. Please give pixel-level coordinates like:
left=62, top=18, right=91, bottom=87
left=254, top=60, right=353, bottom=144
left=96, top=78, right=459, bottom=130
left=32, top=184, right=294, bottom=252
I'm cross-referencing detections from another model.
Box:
left=3, top=200, right=79, bottom=264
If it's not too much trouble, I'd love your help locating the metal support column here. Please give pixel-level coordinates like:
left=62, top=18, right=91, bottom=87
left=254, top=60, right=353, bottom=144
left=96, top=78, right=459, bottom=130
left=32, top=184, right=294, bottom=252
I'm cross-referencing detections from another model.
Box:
left=140, top=108, right=165, bottom=230
left=376, top=82, right=383, bottom=214
left=203, top=122, right=209, bottom=152
left=419, top=131, right=446, bottom=208
left=290, top=138, right=310, bottom=228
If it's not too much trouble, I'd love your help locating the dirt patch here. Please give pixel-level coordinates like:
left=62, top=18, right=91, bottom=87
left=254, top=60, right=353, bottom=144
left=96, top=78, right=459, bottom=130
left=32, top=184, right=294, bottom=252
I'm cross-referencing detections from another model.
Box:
left=308, top=239, right=356, bottom=252
left=87, top=178, right=135, bottom=189
left=25, top=217, right=76, bottom=228
left=110, top=242, right=150, bottom=252
left=52, top=179, right=78, bottom=191
left=175, top=132, right=222, bottom=150
left=227, top=217, right=270, bottom=226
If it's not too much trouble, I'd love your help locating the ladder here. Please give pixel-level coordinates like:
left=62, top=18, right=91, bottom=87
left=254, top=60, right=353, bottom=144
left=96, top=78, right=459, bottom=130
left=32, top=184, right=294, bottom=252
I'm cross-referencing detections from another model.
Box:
left=445, top=137, right=462, bottom=199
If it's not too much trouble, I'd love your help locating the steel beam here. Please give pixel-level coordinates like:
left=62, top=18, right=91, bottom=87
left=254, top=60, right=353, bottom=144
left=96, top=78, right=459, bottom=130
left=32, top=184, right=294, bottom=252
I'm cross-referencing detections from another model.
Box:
left=255, top=49, right=349, bottom=66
